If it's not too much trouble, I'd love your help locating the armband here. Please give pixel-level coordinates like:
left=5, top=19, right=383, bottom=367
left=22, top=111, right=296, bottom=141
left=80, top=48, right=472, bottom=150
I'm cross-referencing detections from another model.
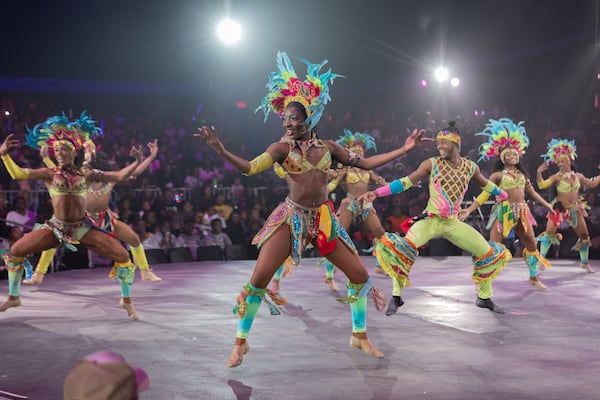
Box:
left=376, top=176, right=412, bottom=197
left=475, top=191, right=491, bottom=206
left=1, top=154, right=30, bottom=180
left=482, top=180, right=502, bottom=196
left=244, top=152, right=274, bottom=176
left=537, top=178, right=552, bottom=189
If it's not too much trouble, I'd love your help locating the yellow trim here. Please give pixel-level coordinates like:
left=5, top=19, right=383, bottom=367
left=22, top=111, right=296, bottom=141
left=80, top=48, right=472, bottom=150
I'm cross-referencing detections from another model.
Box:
left=245, top=152, right=274, bottom=176
left=1, top=154, right=30, bottom=180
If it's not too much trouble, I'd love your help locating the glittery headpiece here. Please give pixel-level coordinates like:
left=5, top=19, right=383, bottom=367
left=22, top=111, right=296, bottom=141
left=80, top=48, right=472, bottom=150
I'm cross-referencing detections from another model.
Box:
left=26, top=111, right=100, bottom=158
left=256, top=51, right=343, bottom=132
left=336, top=129, right=377, bottom=155
left=542, top=138, right=577, bottom=164
left=475, top=118, right=529, bottom=162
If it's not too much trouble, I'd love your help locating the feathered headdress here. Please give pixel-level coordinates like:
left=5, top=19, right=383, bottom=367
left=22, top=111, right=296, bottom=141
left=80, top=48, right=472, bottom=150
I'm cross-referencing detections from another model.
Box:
left=26, top=111, right=100, bottom=158
left=475, top=118, right=529, bottom=162
left=542, top=138, right=577, bottom=164
left=256, top=51, right=343, bottom=132
left=336, top=129, right=377, bottom=155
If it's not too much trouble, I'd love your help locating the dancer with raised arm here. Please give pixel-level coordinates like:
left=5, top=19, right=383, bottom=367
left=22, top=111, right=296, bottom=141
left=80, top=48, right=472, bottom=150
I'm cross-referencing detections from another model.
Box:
left=460, top=118, right=554, bottom=289
left=0, top=112, right=143, bottom=319
left=24, top=139, right=162, bottom=285
left=361, top=121, right=512, bottom=313
left=536, top=138, right=600, bottom=273
left=196, top=51, right=426, bottom=367
left=319, top=130, right=404, bottom=315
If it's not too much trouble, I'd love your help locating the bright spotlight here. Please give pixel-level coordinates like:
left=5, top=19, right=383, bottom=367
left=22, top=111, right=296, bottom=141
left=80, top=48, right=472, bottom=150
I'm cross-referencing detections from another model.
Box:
left=450, top=77, right=460, bottom=87
left=216, top=18, right=242, bottom=45
left=434, top=67, right=449, bottom=82
left=420, top=79, right=428, bottom=88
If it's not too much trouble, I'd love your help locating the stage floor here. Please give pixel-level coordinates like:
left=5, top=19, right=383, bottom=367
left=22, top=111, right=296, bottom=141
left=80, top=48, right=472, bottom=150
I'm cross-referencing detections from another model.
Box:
left=1, top=256, right=599, bottom=400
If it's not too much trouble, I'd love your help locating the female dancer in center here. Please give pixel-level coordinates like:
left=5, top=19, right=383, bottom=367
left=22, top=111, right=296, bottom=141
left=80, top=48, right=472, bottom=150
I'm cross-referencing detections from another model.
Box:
left=196, top=51, right=427, bottom=367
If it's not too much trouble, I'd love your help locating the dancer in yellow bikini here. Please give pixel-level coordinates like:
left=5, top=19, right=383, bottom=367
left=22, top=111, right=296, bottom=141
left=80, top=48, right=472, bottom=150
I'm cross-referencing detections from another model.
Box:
left=320, top=130, right=406, bottom=315
left=536, top=138, right=600, bottom=273
left=24, top=139, right=162, bottom=285
left=460, top=118, right=554, bottom=289
left=0, top=112, right=143, bottom=319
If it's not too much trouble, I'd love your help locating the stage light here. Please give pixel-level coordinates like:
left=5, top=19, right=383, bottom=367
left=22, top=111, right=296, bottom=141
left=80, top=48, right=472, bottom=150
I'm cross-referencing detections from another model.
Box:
left=434, top=66, right=449, bottom=82
left=420, top=79, right=428, bottom=88
left=216, top=18, right=242, bottom=45
left=3, top=110, right=10, bottom=117
left=450, top=77, right=460, bottom=87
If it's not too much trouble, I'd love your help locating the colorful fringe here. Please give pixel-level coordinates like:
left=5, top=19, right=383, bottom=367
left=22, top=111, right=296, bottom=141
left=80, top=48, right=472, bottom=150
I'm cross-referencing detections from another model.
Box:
left=374, top=232, right=417, bottom=288
left=471, top=241, right=512, bottom=283
left=233, top=282, right=287, bottom=318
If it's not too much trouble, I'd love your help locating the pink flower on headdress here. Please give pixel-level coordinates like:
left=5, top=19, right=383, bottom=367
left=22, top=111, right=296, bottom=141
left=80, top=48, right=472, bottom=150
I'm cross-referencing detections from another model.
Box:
left=282, top=78, right=303, bottom=97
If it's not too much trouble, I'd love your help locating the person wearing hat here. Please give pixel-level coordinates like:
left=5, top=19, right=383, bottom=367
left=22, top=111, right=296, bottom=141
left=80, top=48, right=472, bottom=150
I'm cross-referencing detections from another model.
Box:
left=64, top=350, right=149, bottom=400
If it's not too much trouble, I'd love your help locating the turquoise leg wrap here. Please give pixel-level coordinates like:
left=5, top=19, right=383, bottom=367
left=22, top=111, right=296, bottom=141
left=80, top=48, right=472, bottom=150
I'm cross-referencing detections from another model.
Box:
left=579, top=242, right=590, bottom=264
left=526, top=254, right=538, bottom=278
left=325, top=261, right=335, bottom=279
left=8, top=268, right=24, bottom=297
left=23, top=260, right=33, bottom=281
left=116, top=266, right=135, bottom=298
left=538, top=236, right=551, bottom=258
left=235, top=283, right=264, bottom=339
left=273, top=264, right=285, bottom=281
left=348, top=281, right=367, bottom=333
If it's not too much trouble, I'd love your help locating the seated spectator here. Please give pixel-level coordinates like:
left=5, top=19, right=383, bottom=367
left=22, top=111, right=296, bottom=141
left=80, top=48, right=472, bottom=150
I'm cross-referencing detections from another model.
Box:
left=131, top=218, right=155, bottom=249
left=201, top=219, right=232, bottom=250
left=206, top=206, right=227, bottom=229
left=144, top=219, right=185, bottom=251
left=179, top=219, right=202, bottom=259
left=212, top=193, right=234, bottom=222
left=6, top=196, right=36, bottom=233
left=225, top=212, right=249, bottom=245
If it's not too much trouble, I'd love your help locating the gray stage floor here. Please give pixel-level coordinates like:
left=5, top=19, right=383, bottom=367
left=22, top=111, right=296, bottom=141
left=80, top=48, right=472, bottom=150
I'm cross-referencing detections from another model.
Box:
left=1, top=255, right=599, bottom=400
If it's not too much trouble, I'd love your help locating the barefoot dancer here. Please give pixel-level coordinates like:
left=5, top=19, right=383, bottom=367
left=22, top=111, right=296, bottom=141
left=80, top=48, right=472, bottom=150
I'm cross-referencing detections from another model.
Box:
left=0, top=112, right=143, bottom=319
left=460, top=118, right=554, bottom=289
left=196, top=52, right=426, bottom=367
left=25, top=139, right=162, bottom=284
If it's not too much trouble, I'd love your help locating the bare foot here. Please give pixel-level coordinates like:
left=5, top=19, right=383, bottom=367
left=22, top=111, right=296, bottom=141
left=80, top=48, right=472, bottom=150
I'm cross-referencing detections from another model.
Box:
left=324, top=277, right=339, bottom=292
left=119, top=298, right=139, bottom=320
left=349, top=335, right=384, bottom=358
left=0, top=296, right=21, bottom=312
left=23, top=272, right=45, bottom=285
left=528, top=277, right=547, bottom=290
left=227, top=341, right=249, bottom=368
left=141, top=269, right=162, bottom=282
left=580, top=263, right=595, bottom=274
